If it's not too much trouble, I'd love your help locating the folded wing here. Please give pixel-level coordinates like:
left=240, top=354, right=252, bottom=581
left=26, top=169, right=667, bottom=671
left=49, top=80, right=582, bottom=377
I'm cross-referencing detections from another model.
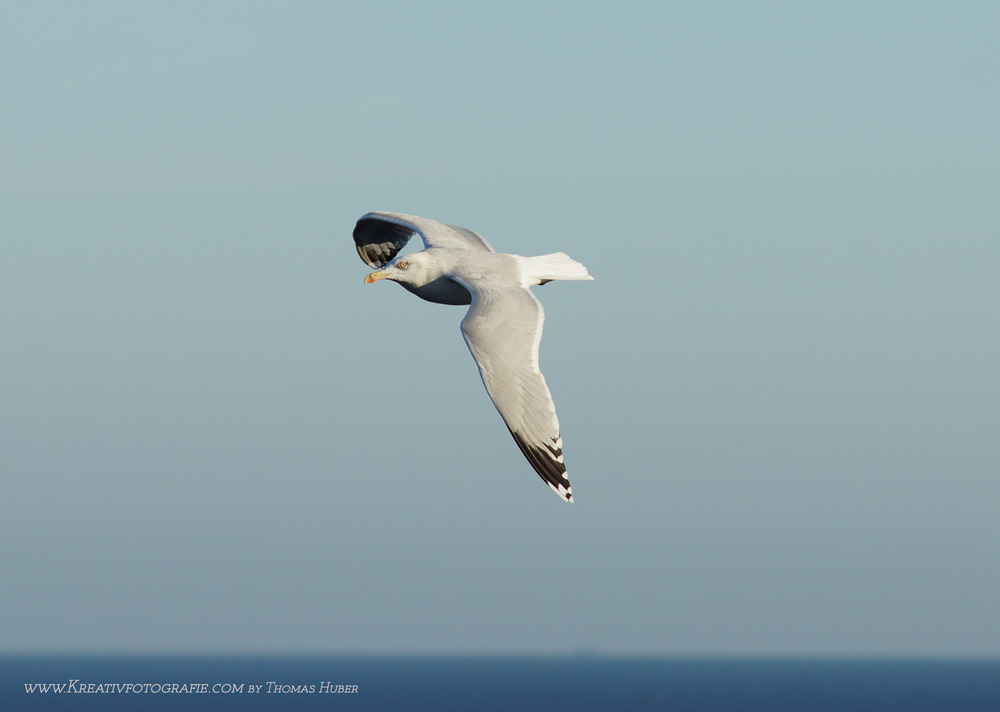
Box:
left=353, top=211, right=494, bottom=269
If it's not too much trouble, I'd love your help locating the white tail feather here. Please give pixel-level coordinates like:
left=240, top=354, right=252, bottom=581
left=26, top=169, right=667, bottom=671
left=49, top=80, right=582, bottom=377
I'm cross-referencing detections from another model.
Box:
left=517, top=252, right=594, bottom=287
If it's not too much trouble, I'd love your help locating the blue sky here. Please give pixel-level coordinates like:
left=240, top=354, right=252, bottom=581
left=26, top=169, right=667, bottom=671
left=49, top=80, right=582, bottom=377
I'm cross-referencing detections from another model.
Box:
left=2, top=1, right=998, bottom=656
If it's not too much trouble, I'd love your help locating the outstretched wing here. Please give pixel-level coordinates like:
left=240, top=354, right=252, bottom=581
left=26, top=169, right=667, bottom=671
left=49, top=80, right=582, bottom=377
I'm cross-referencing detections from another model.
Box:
left=353, top=211, right=495, bottom=269
left=458, top=281, right=573, bottom=502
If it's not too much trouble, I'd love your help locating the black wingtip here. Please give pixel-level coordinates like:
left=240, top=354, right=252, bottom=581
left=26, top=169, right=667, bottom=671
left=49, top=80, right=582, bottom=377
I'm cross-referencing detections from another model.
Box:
left=353, top=215, right=415, bottom=268
left=507, top=428, right=573, bottom=502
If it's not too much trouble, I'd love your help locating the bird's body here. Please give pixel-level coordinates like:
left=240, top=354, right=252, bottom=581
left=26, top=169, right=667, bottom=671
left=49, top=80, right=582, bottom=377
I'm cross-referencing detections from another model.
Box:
left=355, top=211, right=592, bottom=502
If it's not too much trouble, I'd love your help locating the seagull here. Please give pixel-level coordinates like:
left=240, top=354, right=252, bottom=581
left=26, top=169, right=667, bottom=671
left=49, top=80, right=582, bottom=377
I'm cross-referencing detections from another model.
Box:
left=354, top=211, right=593, bottom=502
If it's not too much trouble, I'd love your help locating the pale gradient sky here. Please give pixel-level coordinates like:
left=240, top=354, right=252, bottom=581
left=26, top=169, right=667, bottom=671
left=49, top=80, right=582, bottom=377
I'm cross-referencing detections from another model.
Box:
left=2, top=1, right=999, bottom=656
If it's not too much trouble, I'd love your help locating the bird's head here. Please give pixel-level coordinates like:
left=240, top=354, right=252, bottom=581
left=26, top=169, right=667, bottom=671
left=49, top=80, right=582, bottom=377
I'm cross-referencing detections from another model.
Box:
left=364, top=252, right=438, bottom=288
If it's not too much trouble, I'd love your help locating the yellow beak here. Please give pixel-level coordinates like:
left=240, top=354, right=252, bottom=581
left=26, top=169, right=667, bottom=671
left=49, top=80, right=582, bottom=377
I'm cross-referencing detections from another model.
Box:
left=365, top=270, right=388, bottom=283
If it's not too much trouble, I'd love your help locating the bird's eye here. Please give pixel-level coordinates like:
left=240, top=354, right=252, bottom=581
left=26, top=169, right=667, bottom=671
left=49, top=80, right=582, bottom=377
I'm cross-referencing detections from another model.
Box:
left=397, top=260, right=408, bottom=269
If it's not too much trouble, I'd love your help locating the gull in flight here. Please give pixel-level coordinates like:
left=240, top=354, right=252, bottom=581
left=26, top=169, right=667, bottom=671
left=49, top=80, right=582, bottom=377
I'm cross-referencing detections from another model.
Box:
left=355, top=211, right=593, bottom=502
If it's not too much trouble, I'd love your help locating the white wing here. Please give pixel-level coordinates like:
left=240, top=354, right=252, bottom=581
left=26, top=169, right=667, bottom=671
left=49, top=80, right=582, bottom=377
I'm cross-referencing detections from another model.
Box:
left=458, top=281, right=573, bottom=502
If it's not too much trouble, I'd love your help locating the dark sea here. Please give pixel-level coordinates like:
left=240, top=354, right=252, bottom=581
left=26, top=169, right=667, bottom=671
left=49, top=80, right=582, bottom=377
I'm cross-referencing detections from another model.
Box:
left=3, top=655, right=1000, bottom=711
